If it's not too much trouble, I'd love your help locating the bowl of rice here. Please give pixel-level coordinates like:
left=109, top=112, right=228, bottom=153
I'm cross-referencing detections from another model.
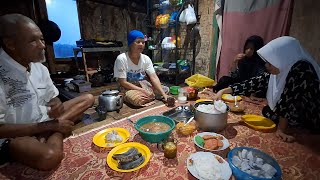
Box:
left=194, top=101, right=229, bottom=132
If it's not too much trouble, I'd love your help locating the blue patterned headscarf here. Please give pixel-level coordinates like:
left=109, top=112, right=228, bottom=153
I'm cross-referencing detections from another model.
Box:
left=127, top=30, right=144, bottom=47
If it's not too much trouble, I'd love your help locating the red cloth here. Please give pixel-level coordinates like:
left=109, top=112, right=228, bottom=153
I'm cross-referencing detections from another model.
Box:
left=217, top=0, right=293, bottom=79
left=0, top=102, right=319, bottom=180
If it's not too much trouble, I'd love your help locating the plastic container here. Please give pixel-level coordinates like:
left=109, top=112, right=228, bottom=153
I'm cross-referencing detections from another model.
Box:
left=170, top=86, right=180, bottom=95
left=184, top=87, right=198, bottom=100
left=227, top=147, right=282, bottom=180
left=178, top=88, right=187, bottom=103
left=135, top=115, right=175, bottom=143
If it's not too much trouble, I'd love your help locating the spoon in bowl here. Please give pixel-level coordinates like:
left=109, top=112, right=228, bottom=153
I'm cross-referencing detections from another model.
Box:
left=127, top=118, right=150, bottom=132
left=184, top=117, right=194, bottom=127
left=234, top=96, right=239, bottom=108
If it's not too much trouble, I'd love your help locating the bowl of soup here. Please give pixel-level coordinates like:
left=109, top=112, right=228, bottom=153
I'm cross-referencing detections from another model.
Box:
left=135, top=115, right=175, bottom=143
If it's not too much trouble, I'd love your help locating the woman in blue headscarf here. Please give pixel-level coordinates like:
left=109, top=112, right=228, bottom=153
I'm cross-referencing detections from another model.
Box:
left=214, top=36, right=320, bottom=142
left=114, top=30, right=168, bottom=106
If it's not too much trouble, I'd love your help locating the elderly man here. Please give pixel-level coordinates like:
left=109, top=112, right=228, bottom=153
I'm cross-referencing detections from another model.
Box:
left=0, top=14, right=95, bottom=170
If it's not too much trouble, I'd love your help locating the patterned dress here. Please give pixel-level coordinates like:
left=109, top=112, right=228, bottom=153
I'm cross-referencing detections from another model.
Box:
left=230, top=61, right=320, bottom=131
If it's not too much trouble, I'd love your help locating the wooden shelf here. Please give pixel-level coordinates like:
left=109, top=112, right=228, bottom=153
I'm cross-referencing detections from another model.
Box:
left=73, top=47, right=126, bottom=81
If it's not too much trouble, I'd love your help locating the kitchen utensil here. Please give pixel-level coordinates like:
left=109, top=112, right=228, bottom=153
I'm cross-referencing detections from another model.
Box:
left=187, top=152, right=232, bottom=180
left=127, top=118, right=150, bottom=132
left=222, top=94, right=242, bottom=102
left=193, top=132, right=230, bottom=151
left=97, top=90, right=123, bottom=112
left=241, top=114, right=276, bottom=130
left=157, top=137, right=178, bottom=159
left=234, top=96, right=239, bottom=108
left=169, top=86, right=180, bottom=95
left=183, top=87, right=199, bottom=100
left=92, top=127, right=130, bottom=148
left=194, top=101, right=229, bottom=132
left=195, top=99, right=213, bottom=103
left=184, top=116, right=194, bottom=126
left=106, top=142, right=151, bottom=172
left=178, top=88, right=187, bottom=103
left=162, top=105, right=194, bottom=123
left=227, top=147, right=282, bottom=180
left=134, top=115, right=175, bottom=143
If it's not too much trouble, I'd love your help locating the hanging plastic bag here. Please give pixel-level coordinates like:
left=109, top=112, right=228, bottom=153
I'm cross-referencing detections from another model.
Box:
left=179, top=8, right=187, bottom=23
left=185, top=4, right=197, bottom=25
left=185, top=74, right=215, bottom=88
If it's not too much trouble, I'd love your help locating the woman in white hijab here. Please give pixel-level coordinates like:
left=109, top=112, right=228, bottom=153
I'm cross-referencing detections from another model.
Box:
left=214, top=36, right=320, bottom=142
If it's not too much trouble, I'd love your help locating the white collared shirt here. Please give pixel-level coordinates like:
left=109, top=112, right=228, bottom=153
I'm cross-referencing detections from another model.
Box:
left=0, top=48, right=59, bottom=124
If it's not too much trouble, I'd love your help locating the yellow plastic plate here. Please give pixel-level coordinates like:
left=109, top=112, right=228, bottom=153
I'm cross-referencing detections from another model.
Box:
left=195, top=99, right=213, bottom=103
left=106, top=142, right=152, bottom=172
left=241, top=114, right=276, bottom=130
left=222, top=94, right=242, bottom=102
left=92, top=127, right=130, bottom=148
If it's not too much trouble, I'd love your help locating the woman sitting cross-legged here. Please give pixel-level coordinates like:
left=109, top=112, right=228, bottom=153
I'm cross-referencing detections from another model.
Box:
left=214, top=36, right=320, bottom=142
left=213, top=35, right=267, bottom=98
left=113, top=30, right=169, bottom=107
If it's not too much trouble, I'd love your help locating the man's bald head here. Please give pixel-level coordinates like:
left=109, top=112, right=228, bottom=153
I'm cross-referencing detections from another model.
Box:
left=0, top=14, right=36, bottom=44
left=0, top=13, right=46, bottom=66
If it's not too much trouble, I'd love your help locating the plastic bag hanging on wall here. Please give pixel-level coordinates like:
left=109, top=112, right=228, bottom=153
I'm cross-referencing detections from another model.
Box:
left=185, top=4, right=197, bottom=25
left=179, top=8, right=187, bottom=23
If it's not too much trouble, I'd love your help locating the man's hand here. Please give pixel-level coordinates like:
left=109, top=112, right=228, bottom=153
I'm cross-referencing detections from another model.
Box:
left=47, top=97, right=64, bottom=119
left=53, top=118, right=74, bottom=136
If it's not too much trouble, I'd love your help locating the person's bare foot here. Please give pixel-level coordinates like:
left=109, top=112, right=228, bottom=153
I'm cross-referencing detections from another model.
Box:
left=276, top=129, right=295, bottom=142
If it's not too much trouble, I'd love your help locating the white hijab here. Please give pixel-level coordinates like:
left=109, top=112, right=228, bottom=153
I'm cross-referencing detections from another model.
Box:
left=257, top=36, right=320, bottom=110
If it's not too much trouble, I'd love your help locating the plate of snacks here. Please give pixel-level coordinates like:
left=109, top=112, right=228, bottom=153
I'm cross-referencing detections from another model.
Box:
left=106, top=142, right=151, bottom=172
left=194, top=132, right=230, bottom=151
left=92, top=127, right=130, bottom=148
left=187, top=151, right=232, bottom=180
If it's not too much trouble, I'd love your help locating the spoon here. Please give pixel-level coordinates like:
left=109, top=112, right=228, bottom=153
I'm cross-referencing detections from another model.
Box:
left=184, top=117, right=194, bottom=127
left=234, top=96, right=239, bottom=108
left=127, top=118, right=150, bottom=132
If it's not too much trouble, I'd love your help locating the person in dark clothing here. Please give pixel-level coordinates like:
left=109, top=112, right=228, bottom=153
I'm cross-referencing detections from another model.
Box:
left=213, top=35, right=267, bottom=98
left=214, top=36, right=320, bottom=142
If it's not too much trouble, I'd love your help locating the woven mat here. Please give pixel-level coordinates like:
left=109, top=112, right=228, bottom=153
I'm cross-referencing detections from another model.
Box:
left=0, top=102, right=319, bottom=180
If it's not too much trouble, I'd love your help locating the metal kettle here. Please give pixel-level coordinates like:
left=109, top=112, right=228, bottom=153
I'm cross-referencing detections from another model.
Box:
left=96, top=90, right=123, bottom=120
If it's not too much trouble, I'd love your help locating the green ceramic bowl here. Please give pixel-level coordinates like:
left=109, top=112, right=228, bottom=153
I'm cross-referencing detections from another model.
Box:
left=135, top=115, right=175, bottom=143
left=169, top=86, right=180, bottom=95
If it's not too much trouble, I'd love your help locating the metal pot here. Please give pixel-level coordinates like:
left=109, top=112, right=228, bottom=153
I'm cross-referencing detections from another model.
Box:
left=97, top=90, right=123, bottom=112
left=194, top=101, right=229, bottom=132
